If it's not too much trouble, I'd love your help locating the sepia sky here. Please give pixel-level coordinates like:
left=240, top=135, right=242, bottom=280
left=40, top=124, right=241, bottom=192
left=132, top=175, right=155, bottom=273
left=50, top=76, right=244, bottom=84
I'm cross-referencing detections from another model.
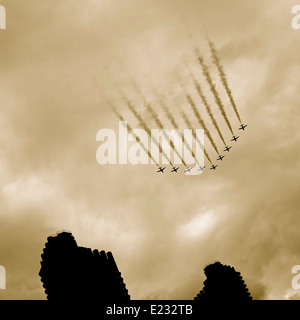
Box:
left=0, top=0, right=300, bottom=300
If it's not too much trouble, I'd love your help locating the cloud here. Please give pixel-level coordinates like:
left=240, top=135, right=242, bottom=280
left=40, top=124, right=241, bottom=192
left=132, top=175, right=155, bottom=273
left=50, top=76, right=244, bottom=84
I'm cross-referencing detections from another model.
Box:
left=177, top=210, right=217, bottom=239
left=0, top=0, right=299, bottom=300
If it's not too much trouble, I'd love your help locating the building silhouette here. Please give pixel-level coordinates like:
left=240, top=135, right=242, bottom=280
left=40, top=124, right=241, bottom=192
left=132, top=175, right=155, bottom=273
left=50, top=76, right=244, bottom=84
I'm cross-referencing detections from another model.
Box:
left=194, top=261, right=252, bottom=301
left=39, top=231, right=130, bottom=301
left=40, top=232, right=252, bottom=301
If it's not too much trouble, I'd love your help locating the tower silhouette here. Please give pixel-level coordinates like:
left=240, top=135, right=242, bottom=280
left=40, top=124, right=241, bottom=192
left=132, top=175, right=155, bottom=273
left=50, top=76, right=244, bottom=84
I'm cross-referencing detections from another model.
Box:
left=39, top=231, right=130, bottom=301
left=194, top=261, right=252, bottom=301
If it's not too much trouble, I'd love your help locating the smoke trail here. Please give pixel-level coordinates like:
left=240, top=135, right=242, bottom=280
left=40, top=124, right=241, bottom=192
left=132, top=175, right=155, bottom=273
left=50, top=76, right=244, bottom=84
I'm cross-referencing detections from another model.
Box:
left=131, top=79, right=148, bottom=106
left=112, top=108, right=159, bottom=167
left=196, top=50, right=234, bottom=135
left=146, top=103, right=188, bottom=167
left=159, top=99, right=178, bottom=129
left=189, top=72, right=227, bottom=146
left=158, top=98, right=200, bottom=166
left=186, top=94, right=219, bottom=155
left=208, top=40, right=242, bottom=123
left=148, top=78, right=200, bottom=166
left=131, top=80, right=187, bottom=166
left=124, top=97, right=173, bottom=166
left=181, top=111, right=212, bottom=164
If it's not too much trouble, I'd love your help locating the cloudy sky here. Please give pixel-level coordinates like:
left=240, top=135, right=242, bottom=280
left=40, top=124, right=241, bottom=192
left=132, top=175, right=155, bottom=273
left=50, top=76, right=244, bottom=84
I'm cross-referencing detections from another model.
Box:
left=0, top=0, right=300, bottom=300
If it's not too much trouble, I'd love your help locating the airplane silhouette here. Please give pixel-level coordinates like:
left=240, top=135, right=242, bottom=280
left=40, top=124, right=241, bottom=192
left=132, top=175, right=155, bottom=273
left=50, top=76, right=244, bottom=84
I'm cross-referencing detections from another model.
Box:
left=157, top=167, right=166, bottom=173
left=231, top=135, right=239, bottom=142
left=171, top=167, right=179, bottom=173
left=217, top=155, right=225, bottom=161
left=198, top=166, right=205, bottom=172
left=238, top=124, right=247, bottom=130
left=224, top=146, right=232, bottom=152
left=210, top=164, right=218, bottom=170
left=184, top=167, right=193, bottom=173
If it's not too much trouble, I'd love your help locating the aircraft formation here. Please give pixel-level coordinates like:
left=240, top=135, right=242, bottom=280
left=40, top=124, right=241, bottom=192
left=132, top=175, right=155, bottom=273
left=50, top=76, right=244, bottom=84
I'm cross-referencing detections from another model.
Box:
left=156, top=123, right=246, bottom=173
left=111, top=38, right=248, bottom=175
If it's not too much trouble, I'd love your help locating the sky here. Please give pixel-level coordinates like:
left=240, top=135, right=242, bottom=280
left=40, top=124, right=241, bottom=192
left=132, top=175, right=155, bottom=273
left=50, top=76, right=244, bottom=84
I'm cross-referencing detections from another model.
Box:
left=0, top=0, right=300, bottom=300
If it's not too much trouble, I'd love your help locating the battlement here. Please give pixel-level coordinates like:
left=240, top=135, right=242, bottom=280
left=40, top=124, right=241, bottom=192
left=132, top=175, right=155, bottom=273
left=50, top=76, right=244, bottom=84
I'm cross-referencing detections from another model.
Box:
left=39, top=231, right=130, bottom=301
